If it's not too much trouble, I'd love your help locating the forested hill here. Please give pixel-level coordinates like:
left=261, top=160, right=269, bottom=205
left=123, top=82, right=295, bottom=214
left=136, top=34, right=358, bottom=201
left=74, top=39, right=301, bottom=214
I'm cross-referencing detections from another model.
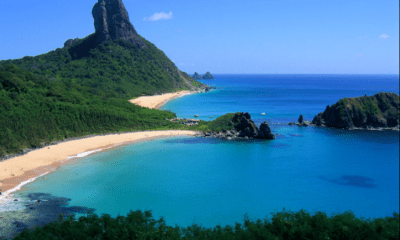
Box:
left=0, top=0, right=205, bottom=100
left=0, top=35, right=204, bottom=99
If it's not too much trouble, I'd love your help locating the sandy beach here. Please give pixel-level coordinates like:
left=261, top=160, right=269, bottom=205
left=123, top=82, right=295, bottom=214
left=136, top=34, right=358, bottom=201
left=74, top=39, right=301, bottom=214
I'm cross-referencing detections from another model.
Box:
left=129, top=90, right=193, bottom=109
left=0, top=130, right=197, bottom=195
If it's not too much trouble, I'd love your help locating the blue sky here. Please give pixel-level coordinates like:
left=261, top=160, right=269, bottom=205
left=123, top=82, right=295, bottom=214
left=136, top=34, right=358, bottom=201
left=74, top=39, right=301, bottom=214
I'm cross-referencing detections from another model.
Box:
left=1, top=0, right=398, bottom=74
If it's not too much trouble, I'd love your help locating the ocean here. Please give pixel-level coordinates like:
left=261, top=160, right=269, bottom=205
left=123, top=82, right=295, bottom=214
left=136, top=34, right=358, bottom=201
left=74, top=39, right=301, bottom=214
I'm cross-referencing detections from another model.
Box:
left=5, top=74, right=400, bottom=229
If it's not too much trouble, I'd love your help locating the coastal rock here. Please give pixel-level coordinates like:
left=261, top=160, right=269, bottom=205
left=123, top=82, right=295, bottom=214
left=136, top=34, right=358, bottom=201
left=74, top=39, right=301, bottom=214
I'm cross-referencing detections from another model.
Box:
left=92, top=0, right=145, bottom=47
left=259, top=122, right=275, bottom=139
left=203, top=71, right=214, bottom=79
left=233, top=112, right=260, bottom=138
left=312, top=92, right=399, bottom=130
left=192, top=72, right=203, bottom=80
left=200, top=112, right=275, bottom=140
left=63, top=38, right=80, bottom=48
left=298, top=115, right=304, bottom=124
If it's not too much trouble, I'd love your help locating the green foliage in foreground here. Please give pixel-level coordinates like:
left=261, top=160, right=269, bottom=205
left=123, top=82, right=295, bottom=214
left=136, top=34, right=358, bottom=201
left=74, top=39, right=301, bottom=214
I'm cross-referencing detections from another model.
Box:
left=11, top=210, right=399, bottom=240
left=0, top=65, right=184, bottom=158
left=1, top=34, right=202, bottom=99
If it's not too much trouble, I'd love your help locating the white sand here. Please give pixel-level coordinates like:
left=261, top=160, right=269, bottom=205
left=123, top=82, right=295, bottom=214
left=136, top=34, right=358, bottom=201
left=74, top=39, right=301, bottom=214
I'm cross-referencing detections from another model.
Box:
left=129, top=90, right=193, bottom=109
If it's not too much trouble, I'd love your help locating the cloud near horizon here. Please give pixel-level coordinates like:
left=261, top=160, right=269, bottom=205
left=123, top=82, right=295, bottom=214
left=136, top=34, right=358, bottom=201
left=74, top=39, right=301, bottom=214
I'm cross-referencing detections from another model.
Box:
left=143, top=12, right=174, bottom=21
left=379, top=34, right=389, bottom=39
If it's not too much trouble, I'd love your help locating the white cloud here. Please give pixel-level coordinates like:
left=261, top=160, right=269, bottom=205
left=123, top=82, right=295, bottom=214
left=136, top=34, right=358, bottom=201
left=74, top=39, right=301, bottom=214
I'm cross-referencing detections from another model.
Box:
left=143, top=12, right=174, bottom=21
left=379, top=34, right=389, bottom=39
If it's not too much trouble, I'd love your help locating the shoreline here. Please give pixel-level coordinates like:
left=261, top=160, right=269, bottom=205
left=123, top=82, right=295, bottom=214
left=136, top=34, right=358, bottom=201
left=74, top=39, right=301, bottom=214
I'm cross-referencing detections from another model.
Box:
left=0, top=130, right=198, bottom=197
left=129, top=90, right=195, bottom=109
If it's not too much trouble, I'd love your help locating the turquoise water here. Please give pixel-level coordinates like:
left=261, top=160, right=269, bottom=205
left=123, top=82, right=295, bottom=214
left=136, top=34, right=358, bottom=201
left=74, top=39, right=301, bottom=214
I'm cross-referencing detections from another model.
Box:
left=16, top=74, right=400, bottom=228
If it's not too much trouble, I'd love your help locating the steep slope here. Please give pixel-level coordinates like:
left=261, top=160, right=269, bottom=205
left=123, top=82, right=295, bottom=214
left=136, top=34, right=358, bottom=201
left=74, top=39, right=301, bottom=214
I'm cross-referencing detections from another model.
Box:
left=312, top=92, right=399, bottom=129
left=0, top=0, right=205, bottom=100
left=0, top=65, right=181, bottom=159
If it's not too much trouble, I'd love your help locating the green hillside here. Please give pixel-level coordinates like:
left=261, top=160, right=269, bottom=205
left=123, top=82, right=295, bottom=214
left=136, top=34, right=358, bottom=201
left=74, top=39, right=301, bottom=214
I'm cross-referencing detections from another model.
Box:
left=1, top=34, right=205, bottom=100
left=0, top=64, right=188, bottom=158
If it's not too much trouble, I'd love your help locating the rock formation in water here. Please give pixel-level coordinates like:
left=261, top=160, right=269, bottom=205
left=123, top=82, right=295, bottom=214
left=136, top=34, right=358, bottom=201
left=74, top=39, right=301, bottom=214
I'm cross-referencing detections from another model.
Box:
left=312, top=92, right=399, bottom=130
left=202, top=112, right=275, bottom=139
left=192, top=72, right=203, bottom=80
left=288, top=114, right=311, bottom=126
left=92, top=0, right=145, bottom=47
left=202, top=71, right=214, bottom=79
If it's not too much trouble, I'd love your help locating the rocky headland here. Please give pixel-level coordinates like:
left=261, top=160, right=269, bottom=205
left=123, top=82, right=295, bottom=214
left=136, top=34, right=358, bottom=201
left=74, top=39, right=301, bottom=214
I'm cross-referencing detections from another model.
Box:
left=198, top=112, right=275, bottom=140
left=312, top=92, right=399, bottom=130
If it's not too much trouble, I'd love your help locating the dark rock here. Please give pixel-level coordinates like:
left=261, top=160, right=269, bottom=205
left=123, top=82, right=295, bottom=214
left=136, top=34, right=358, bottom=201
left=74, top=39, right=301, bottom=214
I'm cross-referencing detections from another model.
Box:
left=259, top=122, right=275, bottom=139
left=203, top=71, right=214, bottom=79
left=192, top=72, right=203, bottom=80
left=233, top=112, right=260, bottom=138
left=92, top=0, right=145, bottom=48
left=312, top=92, right=399, bottom=130
left=63, top=38, right=80, bottom=48
left=298, top=115, right=304, bottom=124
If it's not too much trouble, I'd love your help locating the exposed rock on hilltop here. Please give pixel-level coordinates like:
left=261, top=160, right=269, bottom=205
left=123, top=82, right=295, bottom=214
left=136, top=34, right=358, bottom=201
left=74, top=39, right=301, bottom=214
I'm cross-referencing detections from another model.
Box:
left=63, top=38, right=80, bottom=48
left=92, top=0, right=145, bottom=47
left=203, top=71, right=214, bottom=79
left=203, top=112, right=275, bottom=139
left=312, top=92, right=399, bottom=130
left=192, top=72, right=203, bottom=80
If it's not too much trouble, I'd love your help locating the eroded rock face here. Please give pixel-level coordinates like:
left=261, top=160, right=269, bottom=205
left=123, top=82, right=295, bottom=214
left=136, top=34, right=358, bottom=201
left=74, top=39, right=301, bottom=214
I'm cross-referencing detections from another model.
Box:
left=63, top=38, right=80, bottom=48
left=312, top=92, right=399, bottom=129
left=92, top=0, right=145, bottom=47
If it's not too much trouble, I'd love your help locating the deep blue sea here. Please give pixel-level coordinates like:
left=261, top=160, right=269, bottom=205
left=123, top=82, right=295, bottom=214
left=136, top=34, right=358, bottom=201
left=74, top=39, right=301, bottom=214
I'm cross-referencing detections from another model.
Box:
left=12, top=74, right=400, bottom=228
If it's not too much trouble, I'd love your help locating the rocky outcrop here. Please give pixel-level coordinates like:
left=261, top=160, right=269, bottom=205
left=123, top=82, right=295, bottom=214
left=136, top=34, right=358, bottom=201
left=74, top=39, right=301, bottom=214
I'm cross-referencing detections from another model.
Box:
left=288, top=114, right=311, bottom=126
left=312, top=92, right=399, bottom=130
left=203, top=71, right=214, bottom=79
left=92, top=0, right=145, bottom=47
left=63, top=38, right=80, bottom=48
left=192, top=72, right=203, bottom=80
left=199, top=112, right=275, bottom=140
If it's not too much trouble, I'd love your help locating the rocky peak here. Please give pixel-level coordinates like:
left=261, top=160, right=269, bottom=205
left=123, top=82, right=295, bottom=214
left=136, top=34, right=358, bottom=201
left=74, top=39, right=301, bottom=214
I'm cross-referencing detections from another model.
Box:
left=92, top=0, right=145, bottom=47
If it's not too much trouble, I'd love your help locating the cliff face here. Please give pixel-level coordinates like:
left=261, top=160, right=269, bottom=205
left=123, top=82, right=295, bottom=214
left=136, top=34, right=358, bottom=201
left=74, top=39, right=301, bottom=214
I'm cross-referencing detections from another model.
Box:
left=312, top=92, right=399, bottom=129
left=92, top=0, right=145, bottom=48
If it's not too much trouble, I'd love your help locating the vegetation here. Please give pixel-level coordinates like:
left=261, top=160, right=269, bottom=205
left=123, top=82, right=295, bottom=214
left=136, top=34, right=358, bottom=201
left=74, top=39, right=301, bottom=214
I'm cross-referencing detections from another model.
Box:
left=10, top=209, right=399, bottom=240
left=0, top=64, right=187, bottom=158
left=1, top=34, right=202, bottom=100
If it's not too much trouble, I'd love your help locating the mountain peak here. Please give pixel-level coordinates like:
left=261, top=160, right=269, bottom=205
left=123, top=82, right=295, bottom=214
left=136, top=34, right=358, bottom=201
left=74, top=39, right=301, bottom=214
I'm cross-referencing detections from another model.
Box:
left=92, top=0, right=145, bottom=47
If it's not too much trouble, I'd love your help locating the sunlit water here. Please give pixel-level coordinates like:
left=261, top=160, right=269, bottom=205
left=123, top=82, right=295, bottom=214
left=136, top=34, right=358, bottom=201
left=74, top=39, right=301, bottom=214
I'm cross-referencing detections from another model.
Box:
left=11, top=74, right=400, bottom=227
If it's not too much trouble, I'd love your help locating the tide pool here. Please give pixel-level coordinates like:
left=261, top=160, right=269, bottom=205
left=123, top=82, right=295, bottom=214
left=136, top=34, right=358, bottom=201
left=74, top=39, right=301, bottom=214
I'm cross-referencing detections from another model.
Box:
left=12, top=74, right=400, bottom=228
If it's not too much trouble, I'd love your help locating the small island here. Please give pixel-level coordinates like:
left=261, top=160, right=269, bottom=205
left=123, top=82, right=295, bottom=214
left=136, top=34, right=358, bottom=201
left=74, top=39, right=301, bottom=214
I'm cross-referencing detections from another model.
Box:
left=192, top=72, right=203, bottom=80
left=192, top=71, right=214, bottom=80
left=202, top=71, right=214, bottom=79
left=312, top=92, right=399, bottom=130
